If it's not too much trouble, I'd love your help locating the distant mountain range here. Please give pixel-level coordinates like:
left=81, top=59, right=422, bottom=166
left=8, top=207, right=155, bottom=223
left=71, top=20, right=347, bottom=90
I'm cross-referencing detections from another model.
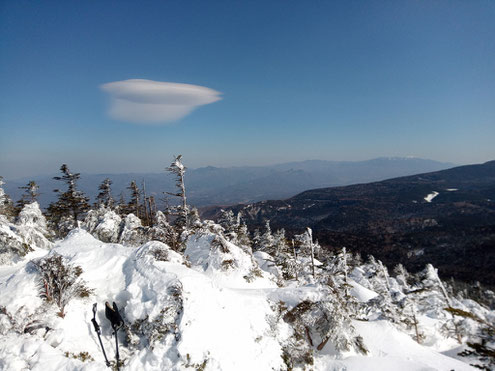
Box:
left=204, top=160, right=495, bottom=286
left=3, top=157, right=454, bottom=209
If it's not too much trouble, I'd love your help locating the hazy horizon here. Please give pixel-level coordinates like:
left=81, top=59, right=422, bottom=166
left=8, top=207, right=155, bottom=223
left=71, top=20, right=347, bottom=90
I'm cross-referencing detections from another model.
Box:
left=1, top=155, right=464, bottom=181
left=1, top=1, right=494, bottom=179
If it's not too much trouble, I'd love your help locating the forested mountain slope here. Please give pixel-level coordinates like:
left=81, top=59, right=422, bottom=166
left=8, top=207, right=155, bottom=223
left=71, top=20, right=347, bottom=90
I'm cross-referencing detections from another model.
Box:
left=206, top=161, right=495, bottom=285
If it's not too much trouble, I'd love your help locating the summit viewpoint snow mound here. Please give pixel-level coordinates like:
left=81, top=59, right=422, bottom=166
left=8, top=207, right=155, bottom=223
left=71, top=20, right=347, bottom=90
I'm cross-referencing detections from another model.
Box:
left=0, top=229, right=476, bottom=370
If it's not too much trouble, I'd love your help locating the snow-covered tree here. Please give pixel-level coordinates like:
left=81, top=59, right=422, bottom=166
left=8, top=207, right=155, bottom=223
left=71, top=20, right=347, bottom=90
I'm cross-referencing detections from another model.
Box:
left=218, top=210, right=237, bottom=234
left=236, top=222, right=252, bottom=251
left=252, top=228, right=262, bottom=250
left=96, top=178, right=114, bottom=209
left=0, top=177, right=15, bottom=220
left=0, top=215, right=29, bottom=264
left=146, top=210, right=180, bottom=250
left=393, top=263, right=411, bottom=292
left=295, top=227, right=317, bottom=279
left=187, top=207, right=201, bottom=232
left=260, top=220, right=275, bottom=253
left=15, top=202, right=53, bottom=250
left=327, top=247, right=352, bottom=299
left=16, top=180, right=40, bottom=210
left=281, top=282, right=367, bottom=365
left=47, top=165, right=90, bottom=234
left=127, top=180, right=141, bottom=218
left=166, top=155, right=188, bottom=231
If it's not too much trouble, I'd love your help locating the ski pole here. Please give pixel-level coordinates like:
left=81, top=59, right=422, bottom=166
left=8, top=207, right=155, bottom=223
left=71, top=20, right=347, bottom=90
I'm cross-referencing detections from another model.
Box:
left=91, top=303, right=110, bottom=367
left=105, top=301, right=124, bottom=370
left=114, top=327, right=120, bottom=371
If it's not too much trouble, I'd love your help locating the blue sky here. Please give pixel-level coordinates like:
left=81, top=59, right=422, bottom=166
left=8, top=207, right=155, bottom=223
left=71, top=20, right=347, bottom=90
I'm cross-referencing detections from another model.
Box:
left=1, top=0, right=494, bottom=179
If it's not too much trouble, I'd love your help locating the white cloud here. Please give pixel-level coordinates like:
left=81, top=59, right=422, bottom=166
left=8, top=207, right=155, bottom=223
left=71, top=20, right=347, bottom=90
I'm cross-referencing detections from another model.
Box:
left=101, top=79, right=222, bottom=124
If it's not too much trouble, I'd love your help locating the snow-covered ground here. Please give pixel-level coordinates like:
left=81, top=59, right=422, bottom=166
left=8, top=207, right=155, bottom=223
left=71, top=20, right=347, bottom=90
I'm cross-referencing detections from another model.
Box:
left=424, top=191, right=439, bottom=203
left=0, top=229, right=481, bottom=370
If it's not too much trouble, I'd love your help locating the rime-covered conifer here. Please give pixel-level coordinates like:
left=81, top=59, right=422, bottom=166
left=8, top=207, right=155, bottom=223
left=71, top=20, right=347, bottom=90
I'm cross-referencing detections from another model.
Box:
left=219, top=209, right=238, bottom=242
left=16, top=180, right=40, bottom=210
left=236, top=222, right=252, bottom=251
left=0, top=177, right=16, bottom=219
left=127, top=181, right=141, bottom=218
left=260, top=220, right=275, bottom=253
left=96, top=178, right=114, bottom=209
left=166, top=155, right=188, bottom=231
left=47, top=165, right=90, bottom=233
left=327, top=247, right=352, bottom=299
left=295, top=228, right=316, bottom=278
left=252, top=228, right=262, bottom=250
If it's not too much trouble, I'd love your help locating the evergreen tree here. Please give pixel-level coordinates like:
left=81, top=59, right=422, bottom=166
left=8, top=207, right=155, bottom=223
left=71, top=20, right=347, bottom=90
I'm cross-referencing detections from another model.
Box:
left=16, top=180, right=40, bottom=210
left=0, top=176, right=16, bottom=219
left=236, top=222, right=252, bottom=251
left=295, top=228, right=317, bottom=278
left=187, top=207, right=201, bottom=231
left=393, top=263, right=411, bottom=292
left=165, top=155, right=188, bottom=231
left=0, top=177, right=5, bottom=209
left=327, top=247, right=352, bottom=299
left=127, top=181, right=141, bottom=218
left=47, top=165, right=90, bottom=232
left=271, top=228, right=299, bottom=281
left=219, top=209, right=238, bottom=241
left=260, top=220, right=275, bottom=253
left=115, top=191, right=128, bottom=216
left=273, top=228, right=288, bottom=256
left=96, top=178, right=114, bottom=209
left=252, top=228, right=262, bottom=250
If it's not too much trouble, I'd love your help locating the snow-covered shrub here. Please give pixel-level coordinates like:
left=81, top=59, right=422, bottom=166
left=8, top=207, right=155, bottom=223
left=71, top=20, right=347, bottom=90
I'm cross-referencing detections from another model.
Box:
left=185, top=230, right=272, bottom=287
left=124, top=242, right=186, bottom=350
left=127, top=281, right=184, bottom=350
left=32, top=253, right=92, bottom=317
left=456, top=309, right=495, bottom=370
left=119, top=213, right=147, bottom=246
left=136, top=241, right=188, bottom=265
left=146, top=211, right=182, bottom=251
left=280, top=282, right=368, bottom=368
left=82, top=207, right=122, bottom=243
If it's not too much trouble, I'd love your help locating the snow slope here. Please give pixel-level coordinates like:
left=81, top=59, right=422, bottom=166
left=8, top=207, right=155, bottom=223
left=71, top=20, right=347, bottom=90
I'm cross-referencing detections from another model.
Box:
left=0, top=229, right=477, bottom=370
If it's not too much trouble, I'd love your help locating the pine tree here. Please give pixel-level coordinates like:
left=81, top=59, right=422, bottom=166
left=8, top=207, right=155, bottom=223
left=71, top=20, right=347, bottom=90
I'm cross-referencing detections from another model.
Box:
left=47, top=165, right=90, bottom=231
left=96, top=178, right=114, bottom=209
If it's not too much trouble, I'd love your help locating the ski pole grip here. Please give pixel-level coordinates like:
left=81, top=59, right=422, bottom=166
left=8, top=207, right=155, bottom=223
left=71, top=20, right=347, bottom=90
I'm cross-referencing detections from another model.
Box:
left=91, top=303, right=100, bottom=332
left=91, top=318, right=100, bottom=333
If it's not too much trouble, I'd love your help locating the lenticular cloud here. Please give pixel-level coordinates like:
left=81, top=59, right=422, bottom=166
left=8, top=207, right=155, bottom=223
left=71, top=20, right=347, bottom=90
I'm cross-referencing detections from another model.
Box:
left=101, top=79, right=222, bottom=124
